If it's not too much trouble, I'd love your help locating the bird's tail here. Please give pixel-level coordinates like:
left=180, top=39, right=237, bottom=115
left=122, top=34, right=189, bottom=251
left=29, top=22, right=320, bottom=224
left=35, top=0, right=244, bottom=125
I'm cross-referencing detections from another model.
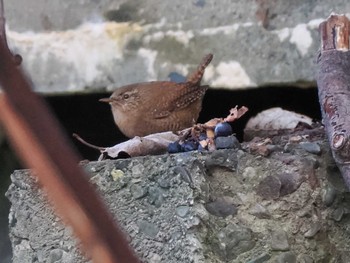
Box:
left=186, top=53, right=213, bottom=85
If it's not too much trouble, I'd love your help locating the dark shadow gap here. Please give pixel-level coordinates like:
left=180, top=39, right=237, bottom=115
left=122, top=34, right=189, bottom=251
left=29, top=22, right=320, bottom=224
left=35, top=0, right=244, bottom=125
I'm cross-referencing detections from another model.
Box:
left=45, top=86, right=321, bottom=161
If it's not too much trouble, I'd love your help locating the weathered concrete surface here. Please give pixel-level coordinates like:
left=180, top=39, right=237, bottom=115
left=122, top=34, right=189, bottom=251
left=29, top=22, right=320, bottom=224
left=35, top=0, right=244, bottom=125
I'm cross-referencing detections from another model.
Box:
left=4, top=1, right=350, bottom=93
left=6, top=127, right=350, bottom=262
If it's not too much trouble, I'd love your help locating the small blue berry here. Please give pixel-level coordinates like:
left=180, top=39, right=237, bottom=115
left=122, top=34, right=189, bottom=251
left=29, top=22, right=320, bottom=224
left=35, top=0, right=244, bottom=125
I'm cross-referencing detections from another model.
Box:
left=181, top=141, right=198, bottom=152
left=168, top=141, right=182, bottom=153
left=214, top=122, right=232, bottom=137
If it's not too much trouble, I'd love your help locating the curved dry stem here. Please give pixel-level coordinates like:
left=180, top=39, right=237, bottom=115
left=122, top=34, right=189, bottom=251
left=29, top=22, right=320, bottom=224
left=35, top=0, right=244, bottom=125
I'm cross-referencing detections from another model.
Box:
left=72, top=133, right=105, bottom=151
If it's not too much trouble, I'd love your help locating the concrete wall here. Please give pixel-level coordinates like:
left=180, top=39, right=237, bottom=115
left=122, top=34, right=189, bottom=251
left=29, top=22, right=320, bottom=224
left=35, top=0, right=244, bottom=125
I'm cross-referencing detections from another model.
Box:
left=4, top=0, right=350, bottom=93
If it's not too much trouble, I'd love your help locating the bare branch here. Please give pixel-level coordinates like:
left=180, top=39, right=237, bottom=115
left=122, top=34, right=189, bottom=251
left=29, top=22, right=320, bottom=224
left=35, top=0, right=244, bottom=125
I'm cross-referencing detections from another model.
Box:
left=317, top=14, right=350, bottom=189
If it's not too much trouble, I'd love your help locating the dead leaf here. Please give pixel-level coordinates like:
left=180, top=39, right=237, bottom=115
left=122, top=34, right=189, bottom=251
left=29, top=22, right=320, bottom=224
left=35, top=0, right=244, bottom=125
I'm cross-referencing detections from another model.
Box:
left=73, top=132, right=179, bottom=160
left=101, top=132, right=179, bottom=159
left=224, top=106, right=249, bottom=122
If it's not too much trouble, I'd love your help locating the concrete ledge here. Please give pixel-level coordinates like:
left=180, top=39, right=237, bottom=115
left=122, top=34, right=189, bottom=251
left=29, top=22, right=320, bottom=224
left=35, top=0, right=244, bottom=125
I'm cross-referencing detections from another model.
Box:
left=6, top=129, right=350, bottom=262
left=4, top=1, right=350, bottom=93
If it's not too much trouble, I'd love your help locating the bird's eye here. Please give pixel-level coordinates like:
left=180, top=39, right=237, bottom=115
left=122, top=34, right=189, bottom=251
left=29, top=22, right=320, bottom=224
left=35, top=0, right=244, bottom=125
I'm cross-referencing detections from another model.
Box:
left=122, top=94, right=130, bottom=100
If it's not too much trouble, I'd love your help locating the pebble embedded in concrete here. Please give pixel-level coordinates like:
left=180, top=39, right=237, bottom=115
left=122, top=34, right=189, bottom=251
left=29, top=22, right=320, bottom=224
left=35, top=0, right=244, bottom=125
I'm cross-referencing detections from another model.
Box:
left=322, top=185, right=337, bottom=206
left=270, top=229, right=290, bottom=251
left=176, top=206, right=190, bottom=218
left=215, top=224, right=255, bottom=261
left=247, top=253, right=271, bottom=263
left=256, top=175, right=281, bottom=200
left=131, top=184, right=148, bottom=199
left=276, top=251, right=297, bottom=263
left=304, top=222, right=321, bottom=238
left=250, top=203, right=271, bottom=219
left=215, top=136, right=240, bottom=149
left=205, top=198, right=237, bottom=218
left=300, top=142, right=321, bottom=155
left=138, top=220, right=159, bottom=238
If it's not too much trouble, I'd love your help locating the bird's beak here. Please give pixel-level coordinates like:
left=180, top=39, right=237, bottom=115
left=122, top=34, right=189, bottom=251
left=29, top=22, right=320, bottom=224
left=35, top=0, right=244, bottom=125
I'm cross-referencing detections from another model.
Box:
left=99, top=98, right=113, bottom=103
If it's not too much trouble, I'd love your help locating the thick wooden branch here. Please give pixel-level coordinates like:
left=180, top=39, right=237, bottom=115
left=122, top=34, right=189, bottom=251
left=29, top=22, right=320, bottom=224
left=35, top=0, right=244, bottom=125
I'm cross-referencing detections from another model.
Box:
left=316, top=14, right=350, bottom=188
left=319, top=14, right=350, bottom=51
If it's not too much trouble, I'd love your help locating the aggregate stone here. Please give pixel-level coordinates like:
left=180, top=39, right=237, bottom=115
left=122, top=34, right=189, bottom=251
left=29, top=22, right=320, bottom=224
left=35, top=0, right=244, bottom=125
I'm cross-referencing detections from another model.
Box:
left=276, top=251, right=297, bottom=263
left=215, top=136, right=240, bottom=150
left=172, top=166, right=194, bottom=188
left=147, top=252, right=162, bottom=263
left=193, top=204, right=210, bottom=221
left=256, top=175, right=281, bottom=200
left=137, top=220, right=159, bottom=238
left=110, top=169, right=124, bottom=181
left=304, top=222, right=321, bottom=238
left=188, top=216, right=201, bottom=228
left=247, top=253, right=271, bottom=263
left=332, top=207, right=345, bottom=222
left=302, top=156, right=319, bottom=169
left=130, top=184, right=148, bottom=199
left=298, top=254, right=314, bottom=263
left=157, top=177, right=170, bottom=189
left=205, top=150, right=229, bottom=169
left=215, top=223, right=255, bottom=261
left=205, top=198, right=237, bottom=218
left=278, top=172, right=302, bottom=196
left=48, top=249, right=63, bottom=262
left=325, top=164, right=348, bottom=192
left=266, top=144, right=280, bottom=153
left=131, top=163, right=145, bottom=178
left=175, top=206, right=190, bottom=218
left=250, top=203, right=271, bottom=219
left=147, top=186, right=165, bottom=207
left=322, top=185, right=337, bottom=206
left=270, top=229, right=290, bottom=251
left=300, top=142, right=321, bottom=155
left=283, top=143, right=295, bottom=153
left=242, top=166, right=258, bottom=180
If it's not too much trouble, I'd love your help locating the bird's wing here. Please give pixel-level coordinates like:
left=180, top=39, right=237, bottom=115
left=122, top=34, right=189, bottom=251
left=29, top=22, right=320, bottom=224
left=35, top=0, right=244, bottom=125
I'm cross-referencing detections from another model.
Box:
left=151, top=84, right=208, bottom=119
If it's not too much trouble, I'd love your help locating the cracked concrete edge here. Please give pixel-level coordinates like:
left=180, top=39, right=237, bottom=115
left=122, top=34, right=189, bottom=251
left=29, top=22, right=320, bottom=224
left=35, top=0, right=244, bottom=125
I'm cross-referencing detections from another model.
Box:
left=4, top=0, right=350, bottom=94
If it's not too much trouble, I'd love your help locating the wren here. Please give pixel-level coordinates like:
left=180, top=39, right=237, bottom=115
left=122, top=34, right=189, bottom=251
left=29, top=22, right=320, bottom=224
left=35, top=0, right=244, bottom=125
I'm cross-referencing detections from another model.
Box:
left=100, top=54, right=213, bottom=138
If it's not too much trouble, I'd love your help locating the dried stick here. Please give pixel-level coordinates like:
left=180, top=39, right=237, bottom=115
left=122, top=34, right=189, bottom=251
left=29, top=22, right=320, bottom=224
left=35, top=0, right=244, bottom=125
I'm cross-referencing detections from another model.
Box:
left=316, top=14, right=350, bottom=189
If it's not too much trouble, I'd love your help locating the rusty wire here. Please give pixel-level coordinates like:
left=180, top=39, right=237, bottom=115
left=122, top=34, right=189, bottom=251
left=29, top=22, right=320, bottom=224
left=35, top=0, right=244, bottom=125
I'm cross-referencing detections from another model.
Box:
left=0, top=1, right=140, bottom=262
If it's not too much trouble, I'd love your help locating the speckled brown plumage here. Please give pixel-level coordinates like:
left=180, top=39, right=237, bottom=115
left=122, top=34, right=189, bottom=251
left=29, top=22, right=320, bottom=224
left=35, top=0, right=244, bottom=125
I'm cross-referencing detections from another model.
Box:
left=100, top=54, right=213, bottom=138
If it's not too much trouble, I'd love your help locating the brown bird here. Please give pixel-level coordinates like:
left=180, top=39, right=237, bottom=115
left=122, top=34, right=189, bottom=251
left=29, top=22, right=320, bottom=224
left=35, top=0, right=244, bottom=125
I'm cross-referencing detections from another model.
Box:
left=100, top=54, right=213, bottom=138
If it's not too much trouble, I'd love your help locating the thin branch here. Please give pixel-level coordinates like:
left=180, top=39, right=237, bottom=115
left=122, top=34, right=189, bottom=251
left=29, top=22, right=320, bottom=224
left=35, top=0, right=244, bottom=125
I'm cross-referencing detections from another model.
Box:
left=0, top=4, right=139, bottom=263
